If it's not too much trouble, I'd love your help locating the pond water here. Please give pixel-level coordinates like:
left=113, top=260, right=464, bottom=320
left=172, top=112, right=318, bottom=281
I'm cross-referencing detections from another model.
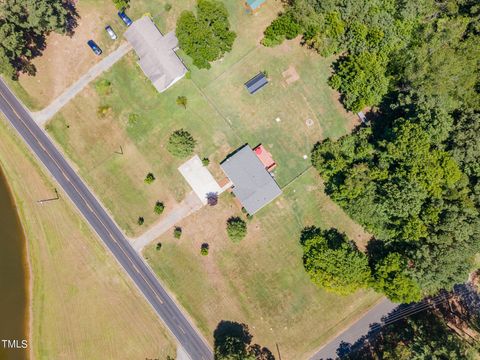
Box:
left=0, top=168, right=29, bottom=360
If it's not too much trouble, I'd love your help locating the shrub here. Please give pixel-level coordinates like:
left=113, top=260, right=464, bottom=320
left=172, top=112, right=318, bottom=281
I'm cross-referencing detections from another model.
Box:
left=128, top=113, right=140, bottom=126
left=164, top=3, right=172, bottom=11
left=95, top=79, right=112, bottom=96
left=226, top=217, right=247, bottom=242
left=137, top=217, right=144, bottom=225
left=246, top=214, right=253, bottom=221
left=154, top=201, right=165, bottom=214
left=206, top=192, right=218, bottom=206
left=167, top=129, right=196, bottom=158
left=185, top=70, right=191, bottom=79
left=97, top=105, right=111, bottom=118
left=174, top=227, right=182, bottom=239
left=176, top=95, right=188, bottom=109
left=112, top=0, right=129, bottom=10
left=156, top=242, right=162, bottom=251
left=144, top=172, right=155, bottom=184
left=202, top=157, right=210, bottom=166
left=200, top=243, right=209, bottom=256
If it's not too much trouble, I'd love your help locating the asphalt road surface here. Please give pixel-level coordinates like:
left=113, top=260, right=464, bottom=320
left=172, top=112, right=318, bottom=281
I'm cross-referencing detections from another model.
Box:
left=0, top=78, right=213, bottom=360
left=310, top=298, right=397, bottom=359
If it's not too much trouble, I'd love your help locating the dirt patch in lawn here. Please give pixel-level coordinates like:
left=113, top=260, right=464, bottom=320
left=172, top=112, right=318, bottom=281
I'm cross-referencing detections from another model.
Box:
left=282, top=65, right=300, bottom=85
left=17, top=1, right=121, bottom=109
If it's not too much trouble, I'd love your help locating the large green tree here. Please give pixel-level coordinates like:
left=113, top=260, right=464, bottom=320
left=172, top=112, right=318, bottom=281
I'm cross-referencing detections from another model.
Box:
left=372, top=253, right=422, bottom=303
left=176, top=0, right=236, bottom=69
left=301, top=228, right=371, bottom=295
left=213, top=321, right=273, bottom=360
left=0, top=0, right=74, bottom=77
left=329, top=51, right=390, bottom=111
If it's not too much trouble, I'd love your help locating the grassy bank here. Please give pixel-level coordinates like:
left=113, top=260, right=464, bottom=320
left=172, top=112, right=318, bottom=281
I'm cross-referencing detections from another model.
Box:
left=0, top=118, right=175, bottom=359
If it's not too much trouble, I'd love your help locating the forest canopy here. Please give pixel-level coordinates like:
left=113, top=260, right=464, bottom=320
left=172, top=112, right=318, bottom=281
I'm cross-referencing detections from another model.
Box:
left=263, top=0, right=480, bottom=302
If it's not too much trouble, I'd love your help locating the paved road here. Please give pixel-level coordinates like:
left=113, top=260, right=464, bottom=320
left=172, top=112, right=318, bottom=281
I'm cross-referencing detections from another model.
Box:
left=32, top=42, right=132, bottom=125
left=310, top=298, right=397, bottom=359
left=0, top=78, right=213, bottom=360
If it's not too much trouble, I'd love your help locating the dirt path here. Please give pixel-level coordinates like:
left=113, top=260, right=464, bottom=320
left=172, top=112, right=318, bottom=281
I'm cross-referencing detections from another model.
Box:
left=32, top=42, right=132, bottom=125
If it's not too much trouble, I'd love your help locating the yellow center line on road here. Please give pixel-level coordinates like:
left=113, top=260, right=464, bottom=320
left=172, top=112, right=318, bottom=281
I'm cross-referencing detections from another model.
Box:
left=0, top=89, right=165, bottom=306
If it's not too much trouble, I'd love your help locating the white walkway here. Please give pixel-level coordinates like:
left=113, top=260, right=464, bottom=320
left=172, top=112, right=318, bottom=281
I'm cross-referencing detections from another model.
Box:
left=32, top=42, right=132, bottom=125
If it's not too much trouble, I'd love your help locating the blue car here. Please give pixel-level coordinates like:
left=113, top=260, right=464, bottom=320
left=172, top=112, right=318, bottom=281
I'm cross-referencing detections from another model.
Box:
left=87, top=40, right=102, bottom=55
left=118, top=11, right=133, bottom=26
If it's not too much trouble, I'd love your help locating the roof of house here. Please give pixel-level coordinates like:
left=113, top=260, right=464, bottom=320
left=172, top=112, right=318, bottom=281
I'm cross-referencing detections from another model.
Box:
left=124, top=16, right=187, bottom=93
left=253, top=144, right=276, bottom=171
left=245, top=72, right=268, bottom=94
left=221, top=145, right=282, bottom=214
left=246, top=0, right=266, bottom=10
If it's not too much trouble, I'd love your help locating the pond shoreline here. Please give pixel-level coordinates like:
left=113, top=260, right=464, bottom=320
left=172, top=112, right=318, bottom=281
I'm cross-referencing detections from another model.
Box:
left=0, top=167, right=30, bottom=360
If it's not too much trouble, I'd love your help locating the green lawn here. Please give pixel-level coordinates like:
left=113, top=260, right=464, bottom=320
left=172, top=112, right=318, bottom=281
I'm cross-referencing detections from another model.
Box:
left=24, top=1, right=375, bottom=357
left=199, top=42, right=353, bottom=186
left=47, top=0, right=357, bottom=234
left=144, top=168, right=378, bottom=359
left=47, top=53, right=232, bottom=236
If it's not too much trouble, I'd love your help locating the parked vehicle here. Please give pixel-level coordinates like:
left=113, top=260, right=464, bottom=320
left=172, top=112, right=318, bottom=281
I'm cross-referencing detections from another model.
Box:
left=118, top=11, right=132, bottom=26
left=105, top=25, right=117, bottom=40
left=87, top=40, right=102, bottom=55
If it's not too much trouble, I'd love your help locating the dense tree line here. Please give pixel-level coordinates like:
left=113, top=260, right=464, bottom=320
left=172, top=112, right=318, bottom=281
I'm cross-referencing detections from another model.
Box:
left=264, top=1, right=480, bottom=302
left=263, top=0, right=480, bottom=112
left=344, top=309, right=479, bottom=359
left=176, top=0, right=236, bottom=69
left=0, top=0, right=77, bottom=78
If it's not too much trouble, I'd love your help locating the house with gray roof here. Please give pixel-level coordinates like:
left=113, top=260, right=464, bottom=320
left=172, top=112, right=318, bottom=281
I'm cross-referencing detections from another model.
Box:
left=124, top=16, right=187, bottom=93
left=221, top=145, right=282, bottom=214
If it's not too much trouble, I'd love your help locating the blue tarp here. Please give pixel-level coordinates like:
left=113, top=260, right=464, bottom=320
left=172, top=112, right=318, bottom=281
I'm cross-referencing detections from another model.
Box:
left=246, top=0, right=266, bottom=10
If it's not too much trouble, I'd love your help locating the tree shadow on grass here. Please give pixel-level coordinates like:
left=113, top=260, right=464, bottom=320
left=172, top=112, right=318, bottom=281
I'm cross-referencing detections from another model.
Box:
left=213, top=320, right=275, bottom=360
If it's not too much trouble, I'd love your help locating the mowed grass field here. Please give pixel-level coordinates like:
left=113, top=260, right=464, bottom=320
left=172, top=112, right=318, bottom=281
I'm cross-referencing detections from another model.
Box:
left=47, top=52, right=233, bottom=236
left=144, top=168, right=379, bottom=359
left=47, top=0, right=357, bottom=234
left=11, top=1, right=376, bottom=357
left=0, top=119, right=176, bottom=359
left=200, top=40, right=356, bottom=186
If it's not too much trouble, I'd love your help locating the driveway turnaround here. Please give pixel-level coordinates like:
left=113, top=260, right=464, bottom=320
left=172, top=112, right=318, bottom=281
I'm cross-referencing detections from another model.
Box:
left=178, top=155, right=222, bottom=204
left=0, top=78, right=213, bottom=360
left=32, top=42, right=132, bottom=125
